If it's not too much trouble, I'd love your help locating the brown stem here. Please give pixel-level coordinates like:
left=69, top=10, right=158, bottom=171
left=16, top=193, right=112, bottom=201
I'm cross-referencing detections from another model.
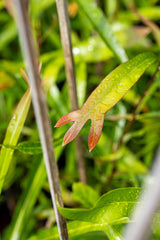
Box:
left=56, top=0, right=87, bottom=183
left=12, top=1, right=69, bottom=239
left=130, top=4, right=160, bottom=46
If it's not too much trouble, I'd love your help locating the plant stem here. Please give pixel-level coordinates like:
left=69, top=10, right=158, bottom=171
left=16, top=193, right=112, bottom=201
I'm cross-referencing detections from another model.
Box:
left=130, top=4, right=160, bottom=46
left=56, top=0, right=87, bottom=183
left=12, top=1, right=68, bottom=239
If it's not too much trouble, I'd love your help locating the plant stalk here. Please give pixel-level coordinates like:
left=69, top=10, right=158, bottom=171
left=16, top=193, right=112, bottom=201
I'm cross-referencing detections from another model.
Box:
left=12, top=1, right=69, bottom=239
left=56, top=0, right=87, bottom=183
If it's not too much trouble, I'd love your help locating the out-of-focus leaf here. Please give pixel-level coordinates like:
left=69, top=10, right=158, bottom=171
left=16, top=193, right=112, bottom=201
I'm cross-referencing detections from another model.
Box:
left=73, top=36, right=113, bottom=63
left=77, top=0, right=128, bottom=63
left=72, top=182, right=99, bottom=208
left=15, top=135, right=64, bottom=155
left=59, top=188, right=140, bottom=224
left=0, top=22, right=17, bottom=51
left=30, top=0, right=56, bottom=15
left=0, top=89, right=31, bottom=194
left=117, top=147, right=147, bottom=174
left=116, top=26, right=151, bottom=48
left=0, top=0, right=5, bottom=9
left=118, top=7, right=160, bottom=22
left=136, top=71, right=160, bottom=113
left=0, top=71, right=14, bottom=90
left=76, top=62, right=87, bottom=107
left=43, top=57, right=64, bottom=92
left=55, top=52, right=157, bottom=151
left=0, top=60, right=23, bottom=73
left=4, top=157, right=46, bottom=240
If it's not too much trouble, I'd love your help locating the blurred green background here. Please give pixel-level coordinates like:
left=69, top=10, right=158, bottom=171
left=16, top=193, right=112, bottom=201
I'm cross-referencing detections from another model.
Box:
left=0, top=0, right=160, bottom=239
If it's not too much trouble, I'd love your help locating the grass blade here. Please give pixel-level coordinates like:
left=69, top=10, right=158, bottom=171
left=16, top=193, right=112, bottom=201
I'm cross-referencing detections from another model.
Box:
left=0, top=89, right=31, bottom=194
left=4, top=157, right=46, bottom=240
left=77, top=0, right=128, bottom=63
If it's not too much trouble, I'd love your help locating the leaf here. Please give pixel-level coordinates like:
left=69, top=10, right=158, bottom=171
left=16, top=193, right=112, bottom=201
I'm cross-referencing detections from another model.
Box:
left=28, top=221, right=116, bottom=240
left=117, top=147, right=147, bottom=174
left=77, top=0, right=128, bottom=63
left=17, top=141, right=42, bottom=155
left=27, top=189, right=140, bottom=240
left=0, top=22, right=17, bottom=51
left=0, top=71, right=14, bottom=90
left=59, top=188, right=140, bottom=224
left=0, top=89, right=31, bottom=194
left=55, top=52, right=157, bottom=151
left=15, top=135, right=64, bottom=155
left=3, top=157, right=46, bottom=240
left=72, top=182, right=100, bottom=208
left=30, top=0, right=56, bottom=16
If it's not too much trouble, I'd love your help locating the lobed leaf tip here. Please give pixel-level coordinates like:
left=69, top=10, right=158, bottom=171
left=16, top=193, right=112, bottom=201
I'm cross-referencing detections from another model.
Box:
left=54, top=121, right=61, bottom=127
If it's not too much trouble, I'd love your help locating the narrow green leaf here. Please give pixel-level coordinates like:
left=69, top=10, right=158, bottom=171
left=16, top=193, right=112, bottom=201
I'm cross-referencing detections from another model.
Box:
left=118, top=7, right=160, bottom=22
left=77, top=0, right=128, bottom=63
left=76, top=62, right=87, bottom=107
left=72, top=182, right=100, bottom=208
left=17, top=141, right=42, bottom=155
left=4, top=157, right=46, bottom=240
left=15, top=135, right=64, bottom=155
left=59, top=188, right=140, bottom=224
left=0, top=89, right=31, bottom=194
left=0, top=22, right=17, bottom=51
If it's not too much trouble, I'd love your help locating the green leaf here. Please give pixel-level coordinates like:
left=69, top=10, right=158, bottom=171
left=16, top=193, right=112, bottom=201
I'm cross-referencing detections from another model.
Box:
left=118, top=7, right=160, bottom=23
left=0, top=71, right=14, bottom=90
left=15, top=134, right=64, bottom=155
left=77, top=0, right=128, bottom=63
left=28, top=221, right=107, bottom=240
left=30, top=0, right=56, bottom=16
left=28, top=221, right=121, bottom=240
left=72, top=182, right=100, bottom=208
left=29, top=188, right=139, bottom=240
left=117, top=147, right=147, bottom=174
left=0, top=89, right=31, bottom=194
left=4, top=157, right=46, bottom=240
left=76, top=62, right=87, bottom=107
left=0, top=22, right=17, bottom=51
left=59, top=188, right=140, bottom=224
left=17, top=141, right=42, bottom=155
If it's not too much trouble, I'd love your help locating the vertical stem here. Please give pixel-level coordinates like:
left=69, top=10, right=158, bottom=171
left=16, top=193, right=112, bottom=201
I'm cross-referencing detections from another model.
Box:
left=56, top=0, right=87, bottom=183
left=12, top=1, right=69, bottom=239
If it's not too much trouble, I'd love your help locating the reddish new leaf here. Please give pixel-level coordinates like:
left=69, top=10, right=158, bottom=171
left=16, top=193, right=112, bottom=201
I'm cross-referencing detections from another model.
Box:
left=55, top=52, right=157, bottom=151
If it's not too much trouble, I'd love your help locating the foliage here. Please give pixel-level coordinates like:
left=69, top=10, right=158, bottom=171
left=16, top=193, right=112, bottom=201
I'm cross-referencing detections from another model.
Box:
left=0, top=0, right=160, bottom=240
left=55, top=52, right=157, bottom=151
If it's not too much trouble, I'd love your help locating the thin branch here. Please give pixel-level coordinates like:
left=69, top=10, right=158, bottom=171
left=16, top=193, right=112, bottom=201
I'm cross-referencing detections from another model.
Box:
left=105, top=114, right=132, bottom=121
left=130, top=4, right=160, bottom=46
left=123, top=146, right=160, bottom=240
left=12, top=1, right=68, bottom=239
left=56, top=0, right=87, bottom=183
